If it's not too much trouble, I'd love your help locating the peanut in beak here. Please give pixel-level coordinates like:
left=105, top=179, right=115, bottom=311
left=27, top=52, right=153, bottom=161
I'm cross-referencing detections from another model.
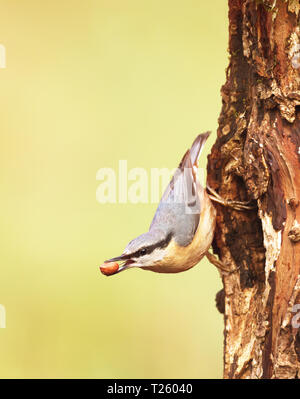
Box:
left=99, top=262, right=119, bottom=276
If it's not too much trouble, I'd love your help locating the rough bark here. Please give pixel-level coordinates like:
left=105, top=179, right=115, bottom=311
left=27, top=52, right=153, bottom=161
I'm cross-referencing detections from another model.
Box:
left=207, top=0, right=300, bottom=379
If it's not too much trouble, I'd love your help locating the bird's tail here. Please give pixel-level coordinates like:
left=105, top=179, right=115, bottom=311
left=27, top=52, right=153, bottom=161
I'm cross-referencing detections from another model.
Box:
left=189, top=131, right=211, bottom=168
left=156, top=131, right=210, bottom=210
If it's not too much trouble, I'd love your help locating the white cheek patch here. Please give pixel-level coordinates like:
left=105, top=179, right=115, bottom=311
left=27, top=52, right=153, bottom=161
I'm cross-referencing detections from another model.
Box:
left=137, top=247, right=168, bottom=267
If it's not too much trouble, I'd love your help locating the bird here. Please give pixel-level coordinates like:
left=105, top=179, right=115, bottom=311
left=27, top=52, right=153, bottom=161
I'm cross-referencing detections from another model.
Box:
left=101, top=132, right=253, bottom=276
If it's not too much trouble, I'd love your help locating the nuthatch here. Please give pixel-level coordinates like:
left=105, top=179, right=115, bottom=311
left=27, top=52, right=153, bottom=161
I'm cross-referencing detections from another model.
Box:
left=101, top=132, right=253, bottom=276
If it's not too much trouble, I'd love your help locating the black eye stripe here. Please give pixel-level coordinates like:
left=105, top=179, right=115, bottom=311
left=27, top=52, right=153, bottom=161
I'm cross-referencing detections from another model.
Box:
left=130, top=232, right=173, bottom=259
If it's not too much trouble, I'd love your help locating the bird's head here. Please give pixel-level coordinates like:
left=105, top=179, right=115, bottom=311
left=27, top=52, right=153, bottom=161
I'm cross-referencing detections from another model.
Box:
left=104, top=229, right=173, bottom=274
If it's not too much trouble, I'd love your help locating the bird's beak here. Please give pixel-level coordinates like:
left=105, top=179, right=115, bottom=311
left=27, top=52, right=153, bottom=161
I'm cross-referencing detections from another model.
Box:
left=104, top=254, right=135, bottom=275
left=105, top=254, right=129, bottom=263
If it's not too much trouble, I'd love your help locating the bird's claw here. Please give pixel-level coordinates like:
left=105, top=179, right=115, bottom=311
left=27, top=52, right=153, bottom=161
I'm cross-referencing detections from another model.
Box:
left=205, top=251, right=240, bottom=275
left=206, top=185, right=256, bottom=211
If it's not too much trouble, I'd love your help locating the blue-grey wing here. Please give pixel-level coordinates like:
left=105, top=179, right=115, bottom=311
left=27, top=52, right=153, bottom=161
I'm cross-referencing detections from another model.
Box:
left=149, top=132, right=210, bottom=246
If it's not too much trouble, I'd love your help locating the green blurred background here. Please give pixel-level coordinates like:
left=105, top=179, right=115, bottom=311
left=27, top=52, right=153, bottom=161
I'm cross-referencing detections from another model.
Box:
left=0, top=1, right=228, bottom=378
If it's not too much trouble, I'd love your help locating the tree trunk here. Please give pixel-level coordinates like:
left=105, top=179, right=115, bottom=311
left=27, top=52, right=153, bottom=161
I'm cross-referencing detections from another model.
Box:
left=207, top=0, right=300, bottom=379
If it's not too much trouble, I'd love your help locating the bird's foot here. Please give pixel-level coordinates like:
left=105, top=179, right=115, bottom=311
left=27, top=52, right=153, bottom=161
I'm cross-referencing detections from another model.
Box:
left=205, top=251, right=239, bottom=275
left=206, top=185, right=255, bottom=211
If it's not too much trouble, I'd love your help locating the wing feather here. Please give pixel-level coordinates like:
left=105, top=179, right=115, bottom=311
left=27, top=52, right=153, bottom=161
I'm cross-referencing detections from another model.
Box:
left=149, top=132, right=210, bottom=246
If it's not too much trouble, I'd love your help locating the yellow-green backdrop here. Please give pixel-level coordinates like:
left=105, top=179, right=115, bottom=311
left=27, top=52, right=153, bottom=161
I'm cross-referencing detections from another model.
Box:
left=0, top=1, right=228, bottom=378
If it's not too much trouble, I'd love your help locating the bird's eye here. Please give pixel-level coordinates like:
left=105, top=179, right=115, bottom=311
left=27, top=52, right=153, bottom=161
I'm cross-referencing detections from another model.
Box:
left=140, top=248, right=147, bottom=256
